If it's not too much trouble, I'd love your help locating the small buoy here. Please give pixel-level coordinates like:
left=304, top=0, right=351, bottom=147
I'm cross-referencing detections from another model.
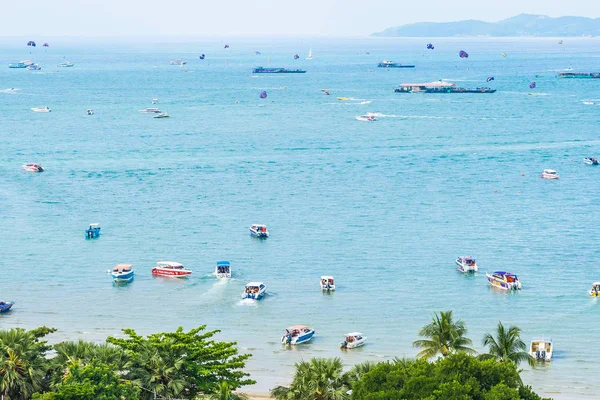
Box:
left=493, top=190, right=498, bottom=193
left=521, top=174, right=525, bottom=176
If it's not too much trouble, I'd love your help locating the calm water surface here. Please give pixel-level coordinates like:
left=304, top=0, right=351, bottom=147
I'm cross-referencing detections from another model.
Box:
left=1, top=37, right=600, bottom=399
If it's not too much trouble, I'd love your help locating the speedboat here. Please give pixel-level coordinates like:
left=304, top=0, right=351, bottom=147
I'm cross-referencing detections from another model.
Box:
left=152, top=98, right=158, bottom=104
left=456, top=256, right=478, bottom=273
left=337, top=97, right=351, bottom=101
left=27, top=63, right=41, bottom=70
left=169, top=59, right=186, bottom=65
left=215, top=260, right=231, bottom=279
left=0, top=301, right=14, bottom=313
left=9, top=60, right=32, bottom=68
left=355, top=115, right=376, bottom=121
left=589, top=282, right=600, bottom=296
left=320, top=276, right=335, bottom=291
left=281, top=325, right=315, bottom=345
left=153, top=113, right=169, bottom=118
left=242, top=282, right=266, bottom=300
left=584, top=157, right=599, bottom=165
left=86, top=223, right=101, bottom=238
left=110, top=264, right=134, bottom=282
left=530, top=338, right=553, bottom=361
left=340, top=332, right=367, bottom=349
left=152, top=261, right=192, bottom=277
left=31, top=106, right=51, bottom=113
left=22, top=163, right=44, bottom=172
left=57, top=61, right=74, bottom=67
left=541, top=169, right=559, bottom=179
left=486, top=271, right=522, bottom=290
left=250, top=224, right=269, bottom=238
left=86, top=109, right=94, bottom=115
left=139, top=108, right=161, bottom=113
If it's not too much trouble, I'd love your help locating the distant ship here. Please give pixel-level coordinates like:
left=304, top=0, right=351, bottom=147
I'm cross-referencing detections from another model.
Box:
left=378, top=60, right=415, bottom=68
left=557, top=72, right=600, bottom=78
left=394, top=82, right=496, bottom=93
left=252, top=67, right=306, bottom=74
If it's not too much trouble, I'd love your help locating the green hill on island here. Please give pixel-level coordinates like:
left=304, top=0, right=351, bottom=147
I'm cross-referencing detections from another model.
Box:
left=373, top=14, right=600, bottom=37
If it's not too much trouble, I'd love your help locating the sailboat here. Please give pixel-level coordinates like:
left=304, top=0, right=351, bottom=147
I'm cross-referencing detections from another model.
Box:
left=306, top=47, right=314, bottom=60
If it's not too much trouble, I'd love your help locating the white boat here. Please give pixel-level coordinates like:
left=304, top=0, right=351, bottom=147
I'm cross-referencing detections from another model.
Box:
left=109, top=264, right=134, bottom=282
left=139, top=108, right=161, bottom=113
left=530, top=338, right=553, bottom=361
left=355, top=115, right=376, bottom=122
left=340, top=332, right=367, bottom=349
left=306, top=47, right=314, bottom=60
left=320, top=276, right=335, bottom=291
left=589, top=282, right=600, bottom=297
left=250, top=224, right=269, bottom=238
left=215, top=261, right=231, bottom=279
left=57, top=61, right=74, bottom=67
left=22, top=163, right=44, bottom=172
left=486, top=271, right=522, bottom=291
left=242, top=282, right=266, bottom=300
left=153, top=113, right=169, bottom=118
left=281, top=325, right=315, bottom=345
left=31, top=106, right=51, bottom=113
left=152, top=98, right=158, bottom=104
left=86, top=109, right=94, bottom=115
left=26, top=63, right=41, bottom=71
left=151, top=261, right=192, bottom=277
left=541, top=169, right=559, bottom=179
left=584, top=157, right=599, bottom=165
left=455, top=256, right=478, bottom=273
left=169, top=59, right=186, bottom=65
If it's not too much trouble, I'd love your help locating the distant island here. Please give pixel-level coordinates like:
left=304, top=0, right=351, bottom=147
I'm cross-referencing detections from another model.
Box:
left=372, top=14, right=600, bottom=37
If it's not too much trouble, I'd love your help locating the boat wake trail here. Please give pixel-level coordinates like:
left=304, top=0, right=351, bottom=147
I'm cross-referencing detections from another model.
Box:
left=237, top=298, right=258, bottom=307
left=0, top=88, right=19, bottom=93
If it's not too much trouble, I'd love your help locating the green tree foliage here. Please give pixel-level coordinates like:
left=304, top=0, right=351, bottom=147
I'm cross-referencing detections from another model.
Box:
left=350, top=353, right=551, bottom=400
left=481, top=321, right=535, bottom=367
left=0, top=326, right=55, bottom=399
left=107, top=325, right=254, bottom=399
left=32, top=362, right=139, bottom=400
left=195, top=381, right=248, bottom=400
left=412, top=311, right=475, bottom=359
left=271, top=357, right=351, bottom=400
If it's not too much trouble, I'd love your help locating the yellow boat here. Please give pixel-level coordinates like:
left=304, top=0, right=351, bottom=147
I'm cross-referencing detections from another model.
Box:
left=337, top=97, right=351, bottom=101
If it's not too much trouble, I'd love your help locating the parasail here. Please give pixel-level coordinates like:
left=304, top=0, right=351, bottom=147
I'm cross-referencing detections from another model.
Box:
left=486, top=77, right=494, bottom=82
left=259, top=90, right=267, bottom=99
left=43, top=43, right=49, bottom=47
left=224, top=44, right=230, bottom=49
left=558, top=40, right=563, bottom=45
left=293, top=54, right=299, bottom=59
left=501, top=52, right=507, bottom=58
left=459, top=50, right=468, bottom=58
left=27, top=41, right=36, bottom=47
left=426, top=43, right=434, bottom=50
left=199, top=54, right=205, bottom=60
left=529, top=82, right=536, bottom=89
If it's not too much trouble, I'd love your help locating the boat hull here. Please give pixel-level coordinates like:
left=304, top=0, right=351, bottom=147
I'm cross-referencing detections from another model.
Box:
left=250, top=230, right=269, bottom=238
left=242, top=290, right=265, bottom=300
left=0, top=302, right=14, bottom=313
left=541, top=174, right=559, bottom=179
left=112, top=271, right=134, bottom=282
left=486, top=274, right=521, bottom=290
left=152, top=268, right=191, bottom=277
left=341, top=339, right=366, bottom=349
left=455, top=260, right=478, bottom=273
left=86, top=228, right=101, bottom=238
left=282, top=330, right=315, bottom=345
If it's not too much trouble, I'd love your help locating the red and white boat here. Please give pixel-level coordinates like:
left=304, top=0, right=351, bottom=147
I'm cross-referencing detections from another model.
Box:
left=22, top=163, right=44, bottom=172
left=151, top=261, right=192, bottom=277
left=541, top=169, right=559, bottom=180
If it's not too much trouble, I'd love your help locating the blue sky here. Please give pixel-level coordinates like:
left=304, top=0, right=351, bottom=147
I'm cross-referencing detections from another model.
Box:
left=2, top=0, right=599, bottom=36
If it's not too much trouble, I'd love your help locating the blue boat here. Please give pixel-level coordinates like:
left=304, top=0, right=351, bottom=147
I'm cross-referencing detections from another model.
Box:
left=86, top=223, right=101, bottom=238
left=242, top=282, right=266, bottom=300
left=110, top=264, right=134, bottom=282
left=0, top=301, right=14, bottom=313
left=281, top=325, right=315, bottom=345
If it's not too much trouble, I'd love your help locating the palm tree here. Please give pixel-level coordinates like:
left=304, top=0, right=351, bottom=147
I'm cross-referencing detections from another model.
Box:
left=481, top=321, right=534, bottom=367
left=0, top=328, right=49, bottom=399
left=271, top=358, right=351, bottom=400
left=195, top=381, right=248, bottom=399
left=412, top=311, right=475, bottom=359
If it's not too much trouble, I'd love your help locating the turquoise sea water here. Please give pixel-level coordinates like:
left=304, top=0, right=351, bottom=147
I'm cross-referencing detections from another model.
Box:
left=1, top=37, right=600, bottom=398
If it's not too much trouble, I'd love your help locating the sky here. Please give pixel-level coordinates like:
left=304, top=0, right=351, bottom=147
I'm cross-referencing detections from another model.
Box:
left=2, top=0, right=599, bottom=37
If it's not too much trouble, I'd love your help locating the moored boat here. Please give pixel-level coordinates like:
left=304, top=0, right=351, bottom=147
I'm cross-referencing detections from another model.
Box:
left=456, top=256, right=478, bottom=273
left=340, top=332, right=366, bottom=349
left=557, top=72, right=600, bottom=78
left=86, top=109, right=94, bottom=115
left=530, top=338, right=553, bottom=361
left=252, top=67, right=306, bottom=74
left=153, top=112, right=169, bottom=118
left=486, top=271, right=521, bottom=290
left=320, top=276, right=335, bottom=291
left=9, top=60, right=33, bottom=68
left=31, top=106, right=51, bottom=113
left=584, top=157, right=599, bottom=165
left=57, top=61, right=74, bottom=67
left=22, top=163, right=44, bottom=172
left=355, top=115, right=376, bottom=122
left=242, top=282, right=266, bottom=300
left=27, top=63, right=41, bottom=70
left=395, top=82, right=495, bottom=93
left=152, top=261, right=192, bottom=277
left=589, top=282, right=600, bottom=297
left=110, top=264, right=134, bottom=282
left=378, top=60, right=415, bottom=68
left=139, top=108, right=161, bottom=113
left=215, top=261, right=231, bottom=279
left=0, top=301, right=14, bottom=313
left=86, top=223, right=101, bottom=238
left=541, top=169, right=559, bottom=179
left=169, top=59, right=186, bottom=65
left=250, top=224, right=269, bottom=238
left=281, top=325, right=315, bottom=345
